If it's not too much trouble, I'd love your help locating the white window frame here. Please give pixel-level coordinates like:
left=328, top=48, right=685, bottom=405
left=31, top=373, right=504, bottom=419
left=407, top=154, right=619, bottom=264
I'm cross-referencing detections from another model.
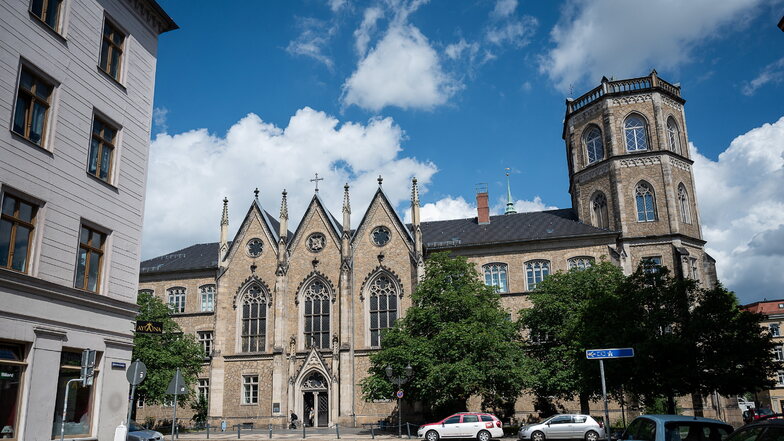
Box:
left=200, top=284, right=215, bottom=312
left=525, top=260, right=550, bottom=291
left=242, top=375, right=259, bottom=405
left=771, top=323, right=781, bottom=338
left=167, top=287, right=186, bottom=313
left=483, top=263, right=509, bottom=293
left=197, top=331, right=213, bottom=357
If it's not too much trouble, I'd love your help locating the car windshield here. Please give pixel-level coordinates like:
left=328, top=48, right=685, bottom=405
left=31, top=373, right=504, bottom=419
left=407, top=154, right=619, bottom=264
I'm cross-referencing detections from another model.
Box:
left=129, top=421, right=145, bottom=432
left=664, top=422, right=732, bottom=441
left=757, top=409, right=774, bottom=416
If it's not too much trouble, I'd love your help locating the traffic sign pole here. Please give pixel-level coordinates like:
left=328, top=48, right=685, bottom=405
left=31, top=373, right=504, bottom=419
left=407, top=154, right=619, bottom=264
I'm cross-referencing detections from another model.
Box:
left=172, top=368, right=180, bottom=441
left=600, top=360, right=610, bottom=435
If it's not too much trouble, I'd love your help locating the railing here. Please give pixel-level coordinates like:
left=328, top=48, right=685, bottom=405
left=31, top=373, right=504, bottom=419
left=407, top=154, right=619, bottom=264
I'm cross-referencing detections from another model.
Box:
left=567, top=71, right=681, bottom=115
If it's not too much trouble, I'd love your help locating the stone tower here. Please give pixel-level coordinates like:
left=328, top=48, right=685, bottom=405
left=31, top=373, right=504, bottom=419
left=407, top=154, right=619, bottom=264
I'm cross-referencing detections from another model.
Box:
left=562, top=70, right=715, bottom=284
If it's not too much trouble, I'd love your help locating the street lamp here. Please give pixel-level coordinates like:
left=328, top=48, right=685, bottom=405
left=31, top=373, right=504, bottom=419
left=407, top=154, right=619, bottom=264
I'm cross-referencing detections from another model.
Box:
left=386, top=364, right=413, bottom=438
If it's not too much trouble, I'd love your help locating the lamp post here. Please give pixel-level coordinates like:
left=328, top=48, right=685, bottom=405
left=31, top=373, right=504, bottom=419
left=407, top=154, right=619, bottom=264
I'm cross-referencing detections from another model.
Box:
left=386, top=364, right=413, bottom=438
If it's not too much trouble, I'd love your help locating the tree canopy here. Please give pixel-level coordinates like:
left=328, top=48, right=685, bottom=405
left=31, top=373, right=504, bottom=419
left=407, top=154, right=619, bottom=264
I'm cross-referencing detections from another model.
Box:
left=361, top=252, right=527, bottom=416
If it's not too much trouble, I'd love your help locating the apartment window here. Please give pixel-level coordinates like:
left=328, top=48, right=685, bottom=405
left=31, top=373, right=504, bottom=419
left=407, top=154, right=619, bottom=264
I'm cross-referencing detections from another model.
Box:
left=775, top=346, right=784, bottom=362
left=778, top=371, right=784, bottom=387
left=304, top=280, right=330, bottom=349
left=12, top=66, right=53, bottom=146
left=197, top=331, right=213, bottom=358
left=1, top=193, right=37, bottom=273
left=242, top=375, right=258, bottom=404
left=167, top=287, right=186, bottom=313
left=483, top=263, right=508, bottom=293
left=642, top=256, right=662, bottom=274
left=30, top=0, right=62, bottom=31
left=74, top=225, right=105, bottom=292
left=241, top=285, right=266, bottom=352
left=87, top=116, right=117, bottom=182
left=770, top=324, right=781, bottom=338
left=99, top=19, right=125, bottom=81
left=50, top=350, right=98, bottom=438
left=568, top=257, right=594, bottom=271
left=525, top=260, right=550, bottom=291
left=198, top=379, right=209, bottom=401
left=369, top=274, right=399, bottom=347
left=200, top=284, right=215, bottom=312
left=0, top=342, right=26, bottom=441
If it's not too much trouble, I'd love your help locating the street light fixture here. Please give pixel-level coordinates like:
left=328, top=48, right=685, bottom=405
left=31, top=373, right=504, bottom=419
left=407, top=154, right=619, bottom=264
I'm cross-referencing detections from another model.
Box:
left=386, top=364, right=413, bottom=438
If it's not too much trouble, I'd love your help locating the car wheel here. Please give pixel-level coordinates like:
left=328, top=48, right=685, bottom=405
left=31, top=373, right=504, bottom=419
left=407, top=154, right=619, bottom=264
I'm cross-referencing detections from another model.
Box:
left=426, top=430, right=440, bottom=441
left=585, top=430, right=599, bottom=441
left=477, top=430, right=491, bottom=441
left=532, top=431, right=545, bottom=441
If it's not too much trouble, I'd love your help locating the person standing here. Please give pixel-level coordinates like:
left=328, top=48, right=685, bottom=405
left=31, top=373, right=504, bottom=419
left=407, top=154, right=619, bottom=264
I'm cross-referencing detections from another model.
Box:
left=289, top=410, right=298, bottom=429
left=308, top=408, right=315, bottom=427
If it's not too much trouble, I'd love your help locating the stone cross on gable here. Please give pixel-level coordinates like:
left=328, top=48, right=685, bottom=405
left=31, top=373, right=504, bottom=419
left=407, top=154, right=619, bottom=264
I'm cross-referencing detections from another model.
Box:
left=310, top=173, right=324, bottom=192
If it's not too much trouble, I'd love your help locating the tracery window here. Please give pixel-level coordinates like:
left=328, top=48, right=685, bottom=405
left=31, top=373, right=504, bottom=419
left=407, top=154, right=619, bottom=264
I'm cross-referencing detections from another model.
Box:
left=371, top=226, right=391, bottom=246
left=677, top=184, right=691, bottom=224
left=667, top=117, right=681, bottom=154
left=584, top=126, right=604, bottom=164
left=525, top=260, right=550, bottom=291
left=241, top=285, right=267, bottom=352
left=200, top=284, right=215, bottom=312
left=369, top=274, right=398, bottom=347
left=483, top=263, right=508, bottom=293
left=167, top=287, right=186, bottom=313
left=568, top=257, right=594, bottom=271
left=304, top=280, right=330, bottom=349
left=635, top=182, right=656, bottom=222
left=624, top=115, right=648, bottom=152
left=246, top=238, right=263, bottom=257
left=591, top=192, right=609, bottom=229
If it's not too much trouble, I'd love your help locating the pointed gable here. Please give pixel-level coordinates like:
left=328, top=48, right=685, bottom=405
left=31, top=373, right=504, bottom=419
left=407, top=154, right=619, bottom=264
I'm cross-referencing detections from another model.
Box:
left=288, top=194, right=343, bottom=253
left=222, top=199, right=282, bottom=266
left=352, top=187, right=414, bottom=249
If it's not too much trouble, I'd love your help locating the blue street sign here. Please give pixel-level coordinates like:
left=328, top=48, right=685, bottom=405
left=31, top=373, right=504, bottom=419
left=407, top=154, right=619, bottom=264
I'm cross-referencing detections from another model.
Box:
left=585, top=348, right=635, bottom=359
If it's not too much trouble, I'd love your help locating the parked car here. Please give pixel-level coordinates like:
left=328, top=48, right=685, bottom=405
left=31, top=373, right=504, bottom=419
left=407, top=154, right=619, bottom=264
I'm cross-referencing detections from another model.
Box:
left=617, top=415, right=732, bottom=441
left=417, top=412, right=504, bottom=441
left=744, top=408, right=776, bottom=424
left=519, top=414, right=606, bottom=441
left=127, top=420, right=164, bottom=441
left=727, top=416, right=784, bottom=441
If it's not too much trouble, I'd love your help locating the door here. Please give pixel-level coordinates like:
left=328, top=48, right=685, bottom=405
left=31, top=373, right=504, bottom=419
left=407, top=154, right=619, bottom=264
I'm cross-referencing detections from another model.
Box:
left=317, top=392, right=329, bottom=427
left=545, top=415, right=574, bottom=439
left=460, top=415, right=481, bottom=437
left=303, top=392, right=315, bottom=427
left=441, top=415, right=462, bottom=438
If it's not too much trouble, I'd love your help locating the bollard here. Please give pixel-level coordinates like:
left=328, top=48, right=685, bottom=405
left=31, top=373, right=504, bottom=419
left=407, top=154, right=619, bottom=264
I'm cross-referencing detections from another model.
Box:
left=206, top=423, right=210, bottom=439
left=175, top=424, right=179, bottom=439
left=406, top=422, right=411, bottom=439
left=303, top=421, right=306, bottom=439
left=336, top=423, right=340, bottom=439
left=371, top=425, right=375, bottom=439
left=238, top=424, right=241, bottom=439
left=269, top=423, right=273, bottom=439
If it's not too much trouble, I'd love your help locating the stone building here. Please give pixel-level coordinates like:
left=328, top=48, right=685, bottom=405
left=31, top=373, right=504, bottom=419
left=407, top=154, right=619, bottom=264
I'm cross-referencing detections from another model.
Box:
left=137, top=72, right=717, bottom=427
left=0, top=0, right=176, bottom=439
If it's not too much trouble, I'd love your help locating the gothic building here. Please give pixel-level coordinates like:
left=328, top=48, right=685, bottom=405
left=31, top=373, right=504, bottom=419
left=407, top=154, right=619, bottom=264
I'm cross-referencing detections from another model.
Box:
left=136, top=71, right=716, bottom=427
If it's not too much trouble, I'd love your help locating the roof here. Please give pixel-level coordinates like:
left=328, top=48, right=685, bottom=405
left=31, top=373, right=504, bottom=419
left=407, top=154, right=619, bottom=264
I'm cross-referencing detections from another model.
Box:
left=419, top=208, right=615, bottom=250
left=140, top=242, right=224, bottom=274
left=743, top=299, right=784, bottom=315
left=142, top=0, right=178, bottom=33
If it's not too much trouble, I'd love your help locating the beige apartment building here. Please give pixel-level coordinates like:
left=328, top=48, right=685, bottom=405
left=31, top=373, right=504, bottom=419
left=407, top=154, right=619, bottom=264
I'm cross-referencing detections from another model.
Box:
left=743, top=300, right=784, bottom=412
left=0, top=0, right=175, bottom=439
left=137, top=72, right=720, bottom=428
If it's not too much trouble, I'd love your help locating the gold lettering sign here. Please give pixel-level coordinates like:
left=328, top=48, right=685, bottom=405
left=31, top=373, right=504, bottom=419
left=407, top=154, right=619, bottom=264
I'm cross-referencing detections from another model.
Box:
left=135, top=321, right=163, bottom=334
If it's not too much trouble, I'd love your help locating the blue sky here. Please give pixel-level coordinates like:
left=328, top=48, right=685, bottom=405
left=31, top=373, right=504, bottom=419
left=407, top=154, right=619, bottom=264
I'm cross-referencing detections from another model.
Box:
left=145, top=0, right=784, bottom=303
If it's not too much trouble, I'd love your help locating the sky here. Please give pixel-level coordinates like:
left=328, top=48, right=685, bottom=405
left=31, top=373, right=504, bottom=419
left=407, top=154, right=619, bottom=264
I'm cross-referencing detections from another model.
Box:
left=144, top=0, right=784, bottom=304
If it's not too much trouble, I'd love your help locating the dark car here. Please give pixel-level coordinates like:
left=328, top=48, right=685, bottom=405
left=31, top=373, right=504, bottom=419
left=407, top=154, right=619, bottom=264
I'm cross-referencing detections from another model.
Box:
left=618, top=415, right=732, bottom=441
left=726, top=418, right=784, bottom=441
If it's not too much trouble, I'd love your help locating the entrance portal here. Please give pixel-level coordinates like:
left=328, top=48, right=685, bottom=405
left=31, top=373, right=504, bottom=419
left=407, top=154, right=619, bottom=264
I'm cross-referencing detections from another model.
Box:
left=301, top=371, right=329, bottom=427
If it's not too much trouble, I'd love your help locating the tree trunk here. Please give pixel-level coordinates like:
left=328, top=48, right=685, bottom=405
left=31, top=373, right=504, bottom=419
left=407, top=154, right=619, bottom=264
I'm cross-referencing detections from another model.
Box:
left=691, top=394, right=704, bottom=417
left=667, top=394, right=676, bottom=414
left=580, top=393, right=591, bottom=415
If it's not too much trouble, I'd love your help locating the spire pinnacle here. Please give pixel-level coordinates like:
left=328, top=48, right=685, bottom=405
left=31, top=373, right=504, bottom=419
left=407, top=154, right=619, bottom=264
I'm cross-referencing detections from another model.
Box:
left=377, top=175, right=383, bottom=187
left=254, top=188, right=259, bottom=201
left=411, top=177, right=420, bottom=207
left=221, top=197, right=229, bottom=226
left=342, top=183, right=351, bottom=214
left=280, top=190, right=288, bottom=219
left=505, top=168, right=516, bottom=215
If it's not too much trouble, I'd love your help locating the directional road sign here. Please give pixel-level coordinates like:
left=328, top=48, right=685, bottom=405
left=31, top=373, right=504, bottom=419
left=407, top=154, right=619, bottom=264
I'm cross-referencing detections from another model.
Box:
left=585, top=348, right=635, bottom=359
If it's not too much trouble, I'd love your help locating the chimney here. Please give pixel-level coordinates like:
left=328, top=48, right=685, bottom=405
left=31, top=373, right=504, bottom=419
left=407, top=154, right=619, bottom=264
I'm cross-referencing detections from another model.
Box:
left=476, top=183, right=490, bottom=225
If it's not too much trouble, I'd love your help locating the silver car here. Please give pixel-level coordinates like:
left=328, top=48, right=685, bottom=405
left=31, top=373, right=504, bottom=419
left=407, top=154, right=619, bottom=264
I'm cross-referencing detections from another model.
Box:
left=519, top=414, right=605, bottom=441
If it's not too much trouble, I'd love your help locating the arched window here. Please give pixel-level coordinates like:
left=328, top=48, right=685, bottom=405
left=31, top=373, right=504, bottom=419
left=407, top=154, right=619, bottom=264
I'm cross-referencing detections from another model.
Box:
left=167, top=287, right=185, bottom=313
left=624, top=115, right=648, bottom=152
left=241, top=284, right=267, bottom=352
left=568, top=257, right=594, bottom=271
left=635, top=182, right=656, bottom=222
left=591, top=192, right=609, bottom=229
left=678, top=184, right=692, bottom=224
left=200, top=284, right=215, bottom=312
left=369, top=274, right=398, bottom=347
left=525, top=260, right=550, bottom=291
left=483, top=263, right=508, bottom=293
left=583, top=126, right=605, bottom=164
left=304, top=280, right=330, bottom=349
left=667, top=117, right=681, bottom=154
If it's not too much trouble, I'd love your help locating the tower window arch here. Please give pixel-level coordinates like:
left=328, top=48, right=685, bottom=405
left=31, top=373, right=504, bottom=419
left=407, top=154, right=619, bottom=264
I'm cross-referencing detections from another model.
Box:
left=583, top=126, right=605, bottom=164
left=624, top=115, right=648, bottom=152
left=304, top=279, right=330, bottom=349
left=483, top=263, right=508, bottom=293
left=525, top=260, right=550, bottom=291
left=590, top=192, right=609, bottom=229
left=667, top=117, right=681, bottom=154
left=678, top=184, right=692, bottom=224
left=635, top=181, right=657, bottom=222
left=369, top=274, right=399, bottom=347
left=241, top=284, right=267, bottom=352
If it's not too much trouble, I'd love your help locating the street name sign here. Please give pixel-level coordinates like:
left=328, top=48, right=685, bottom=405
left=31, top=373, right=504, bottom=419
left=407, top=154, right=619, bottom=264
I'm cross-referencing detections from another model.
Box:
left=585, top=348, right=634, bottom=359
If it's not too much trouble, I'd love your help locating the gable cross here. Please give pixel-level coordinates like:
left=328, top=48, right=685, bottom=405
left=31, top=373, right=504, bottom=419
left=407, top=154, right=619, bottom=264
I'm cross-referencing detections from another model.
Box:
left=310, top=173, right=324, bottom=192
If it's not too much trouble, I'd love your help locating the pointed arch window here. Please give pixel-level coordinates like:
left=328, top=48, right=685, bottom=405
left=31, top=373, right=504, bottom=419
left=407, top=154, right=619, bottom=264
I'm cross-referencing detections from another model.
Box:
left=200, top=284, right=215, bottom=312
left=525, top=260, right=550, bottom=291
left=568, top=257, right=594, bottom=271
left=635, top=182, right=656, bottom=222
left=584, top=126, right=605, bottom=164
left=667, top=117, right=681, bottom=154
left=369, top=274, right=398, bottom=347
left=624, top=115, right=648, bottom=152
left=241, top=284, right=267, bottom=352
left=167, top=287, right=185, bottom=313
left=304, top=280, right=330, bottom=349
left=483, top=263, right=508, bottom=293
left=591, top=192, right=609, bottom=229
left=678, top=184, right=692, bottom=224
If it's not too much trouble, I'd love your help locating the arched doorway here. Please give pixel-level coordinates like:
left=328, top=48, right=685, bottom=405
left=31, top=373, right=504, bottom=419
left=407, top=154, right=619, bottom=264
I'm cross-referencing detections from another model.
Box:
left=301, top=370, right=329, bottom=427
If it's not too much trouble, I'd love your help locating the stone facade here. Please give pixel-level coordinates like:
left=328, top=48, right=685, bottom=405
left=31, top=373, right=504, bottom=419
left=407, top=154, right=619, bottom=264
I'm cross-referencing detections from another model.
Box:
left=137, top=72, right=720, bottom=428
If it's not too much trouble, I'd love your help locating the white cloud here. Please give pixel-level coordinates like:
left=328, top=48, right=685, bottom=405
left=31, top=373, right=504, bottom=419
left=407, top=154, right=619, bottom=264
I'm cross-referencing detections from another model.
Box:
left=541, top=0, right=766, bottom=92
left=692, top=116, right=784, bottom=303
left=328, top=0, right=347, bottom=12
left=354, top=7, right=383, bottom=56
left=403, top=195, right=558, bottom=223
left=152, top=107, right=168, bottom=134
left=742, top=57, right=784, bottom=96
left=491, top=0, right=518, bottom=19
left=445, top=39, right=480, bottom=61
left=485, top=15, right=537, bottom=48
left=142, top=108, right=437, bottom=259
left=286, top=18, right=337, bottom=69
left=342, top=24, right=461, bottom=112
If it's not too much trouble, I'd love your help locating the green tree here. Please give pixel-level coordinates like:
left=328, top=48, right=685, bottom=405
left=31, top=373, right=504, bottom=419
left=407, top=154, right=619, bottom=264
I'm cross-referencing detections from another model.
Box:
left=361, top=252, right=527, bottom=416
left=131, top=292, right=205, bottom=415
left=519, top=261, right=626, bottom=413
left=191, top=395, right=208, bottom=427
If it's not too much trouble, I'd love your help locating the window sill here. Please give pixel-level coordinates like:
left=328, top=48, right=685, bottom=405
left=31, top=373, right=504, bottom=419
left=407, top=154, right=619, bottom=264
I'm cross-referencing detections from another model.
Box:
left=86, top=172, right=119, bottom=193
left=241, top=403, right=259, bottom=406
left=10, top=130, right=54, bottom=156
left=96, top=66, right=127, bottom=93
left=29, top=11, right=67, bottom=44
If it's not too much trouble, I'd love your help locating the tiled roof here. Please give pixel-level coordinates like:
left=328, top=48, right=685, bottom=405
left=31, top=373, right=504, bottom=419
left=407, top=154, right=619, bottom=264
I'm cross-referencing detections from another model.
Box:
left=743, top=300, right=784, bottom=315
left=140, top=208, right=615, bottom=274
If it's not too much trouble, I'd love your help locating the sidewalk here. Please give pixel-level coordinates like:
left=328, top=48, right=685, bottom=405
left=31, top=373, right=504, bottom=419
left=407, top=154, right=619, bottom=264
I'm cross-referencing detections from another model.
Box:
left=174, top=427, right=412, bottom=441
